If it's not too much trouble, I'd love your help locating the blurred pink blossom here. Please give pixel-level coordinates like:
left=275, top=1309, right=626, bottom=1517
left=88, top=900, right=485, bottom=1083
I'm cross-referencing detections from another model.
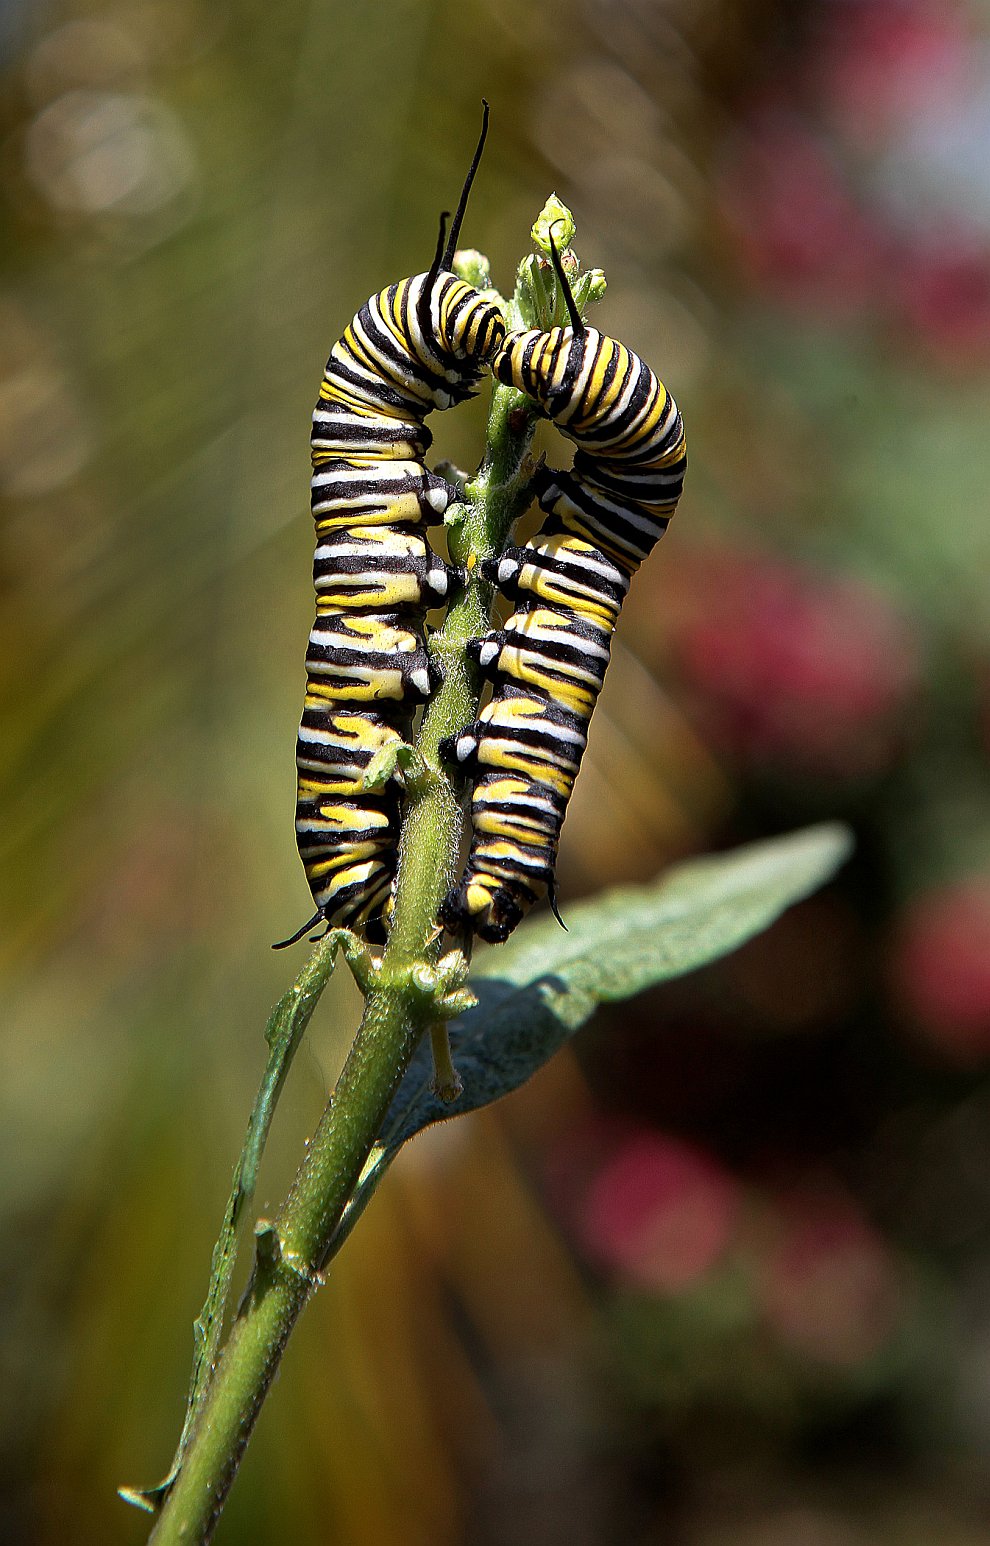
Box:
left=890, top=878, right=990, bottom=1059
left=897, top=239, right=990, bottom=364
left=668, top=550, right=922, bottom=779
left=815, top=0, right=969, bottom=146
left=723, top=2, right=990, bottom=354
left=720, top=104, right=886, bottom=310
left=576, top=1130, right=740, bottom=1293
left=757, top=1189, right=901, bottom=1367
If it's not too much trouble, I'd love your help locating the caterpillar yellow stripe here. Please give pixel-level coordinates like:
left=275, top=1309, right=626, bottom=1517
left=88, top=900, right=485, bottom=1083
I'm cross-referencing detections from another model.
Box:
left=440, top=260, right=686, bottom=945
left=278, top=109, right=505, bottom=947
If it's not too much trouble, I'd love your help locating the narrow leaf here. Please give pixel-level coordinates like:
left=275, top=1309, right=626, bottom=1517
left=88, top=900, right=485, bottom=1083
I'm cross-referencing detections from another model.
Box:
left=328, top=824, right=852, bottom=1253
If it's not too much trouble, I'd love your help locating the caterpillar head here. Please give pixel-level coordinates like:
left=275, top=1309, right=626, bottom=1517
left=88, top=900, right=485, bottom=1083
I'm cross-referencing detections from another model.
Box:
left=438, top=877, right=526, bottom=945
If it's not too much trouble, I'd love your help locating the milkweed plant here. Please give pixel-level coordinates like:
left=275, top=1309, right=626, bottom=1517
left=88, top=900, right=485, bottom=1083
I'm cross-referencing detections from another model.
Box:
left=123, top=194, right=853, bottom=1545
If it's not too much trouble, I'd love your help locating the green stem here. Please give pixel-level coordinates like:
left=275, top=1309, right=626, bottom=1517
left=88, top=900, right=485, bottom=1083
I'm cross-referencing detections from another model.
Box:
left=146, top=378, right=536, bottom=1546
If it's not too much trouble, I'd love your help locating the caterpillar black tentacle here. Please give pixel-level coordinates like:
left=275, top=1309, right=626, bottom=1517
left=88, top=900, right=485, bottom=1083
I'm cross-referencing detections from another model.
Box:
left=439, top=237, right=686, bottom=944
left=280, top=107, right=505, bottom=946
left=272, top=908, right=324, bottom=952
left=547, top=880, right=568, bottom=931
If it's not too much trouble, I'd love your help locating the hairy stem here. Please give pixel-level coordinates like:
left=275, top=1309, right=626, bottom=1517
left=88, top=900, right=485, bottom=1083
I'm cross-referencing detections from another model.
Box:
left=146, top=377, right=536, bottom=1546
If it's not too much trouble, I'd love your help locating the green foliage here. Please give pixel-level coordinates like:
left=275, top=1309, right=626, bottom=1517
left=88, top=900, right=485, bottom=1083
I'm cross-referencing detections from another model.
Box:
left=513, top=195, right=606, bottom=330
left=138, top=187, right=855, bottom=1545
left=330, top=824, right=853, bottom=1253
left=120, top=928, right=364, bottom=1512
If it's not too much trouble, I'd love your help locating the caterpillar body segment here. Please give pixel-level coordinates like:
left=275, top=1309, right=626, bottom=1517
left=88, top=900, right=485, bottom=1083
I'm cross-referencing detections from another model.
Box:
left=288, top=272, right=504, bottom=941
left=440, top=313, right=686, bottom=945
left=279, top=106, right=506, bottom=947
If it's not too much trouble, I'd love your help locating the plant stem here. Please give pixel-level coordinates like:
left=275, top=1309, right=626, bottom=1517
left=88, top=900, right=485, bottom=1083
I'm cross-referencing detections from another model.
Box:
left=146, top=377, right=536, bottom=1546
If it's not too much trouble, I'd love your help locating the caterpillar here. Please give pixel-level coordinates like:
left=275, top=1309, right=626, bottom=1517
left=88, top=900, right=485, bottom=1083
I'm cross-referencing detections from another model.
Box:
left=276, top=108, right=505, bottom=948
left=439, top=236, right=687, bottom=944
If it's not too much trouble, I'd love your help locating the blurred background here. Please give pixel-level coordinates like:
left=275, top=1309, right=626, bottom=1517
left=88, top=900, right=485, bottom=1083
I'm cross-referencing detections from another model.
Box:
left=3, top=0, right=990, bottom=1540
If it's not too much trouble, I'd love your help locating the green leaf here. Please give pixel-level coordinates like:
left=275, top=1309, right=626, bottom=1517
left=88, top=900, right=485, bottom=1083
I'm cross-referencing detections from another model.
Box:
left=327, top=823, right=853, bottom=1257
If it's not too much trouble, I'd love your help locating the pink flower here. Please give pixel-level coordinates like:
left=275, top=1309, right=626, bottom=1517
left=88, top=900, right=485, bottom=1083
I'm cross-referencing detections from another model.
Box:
left=577, top=1130, right=740, bottom=1293
left=815, top=0, right=969, bottom=147
left=898, top=240, right=990, bottom=366
left=720, top=104, right=886, bottom=311
left=668, top=549, right=922, bottom=780
left=757, top=1188, right=901, bottom=1367
left=890, top=878, right=990, bottom=1060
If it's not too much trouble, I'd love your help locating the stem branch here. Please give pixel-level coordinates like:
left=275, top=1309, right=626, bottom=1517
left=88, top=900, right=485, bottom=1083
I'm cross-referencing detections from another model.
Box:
left=146, top=377, right=536, bottom=1546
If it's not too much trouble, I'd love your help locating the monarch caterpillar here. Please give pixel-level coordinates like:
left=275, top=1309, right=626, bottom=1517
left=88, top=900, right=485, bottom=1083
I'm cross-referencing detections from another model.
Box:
left=439, top=235, right=687, bottom=943
left=276, top=108, right=505, bottom=948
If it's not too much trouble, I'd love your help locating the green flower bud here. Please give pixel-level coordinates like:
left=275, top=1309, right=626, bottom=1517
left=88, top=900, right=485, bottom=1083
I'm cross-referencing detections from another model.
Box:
left=452, top=248, right=491, bottom=289
left=531, top=194, right=576, bottom=255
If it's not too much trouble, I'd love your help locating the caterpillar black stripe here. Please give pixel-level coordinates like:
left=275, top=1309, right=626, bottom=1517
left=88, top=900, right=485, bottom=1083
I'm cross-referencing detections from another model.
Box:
left=440, top=236, right=687, bottom=944
left=276, top=108, right=505, bottom=948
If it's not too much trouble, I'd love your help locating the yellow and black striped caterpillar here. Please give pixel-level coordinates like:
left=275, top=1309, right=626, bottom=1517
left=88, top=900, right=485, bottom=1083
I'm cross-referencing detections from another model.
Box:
left=277, top=110, right=505, bottom=947
left=439, top=238, right=687, bottom=943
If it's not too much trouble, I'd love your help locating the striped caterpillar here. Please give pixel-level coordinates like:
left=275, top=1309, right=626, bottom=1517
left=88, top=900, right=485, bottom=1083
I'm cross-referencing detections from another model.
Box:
left=277, top=110, right=504, bottom=947
left=440, top=236, right=687, bottom=943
